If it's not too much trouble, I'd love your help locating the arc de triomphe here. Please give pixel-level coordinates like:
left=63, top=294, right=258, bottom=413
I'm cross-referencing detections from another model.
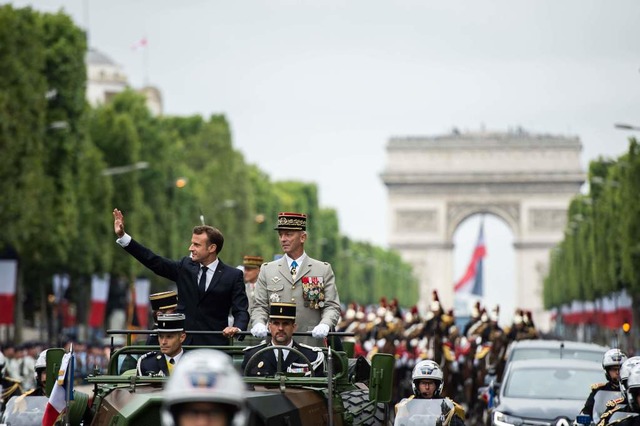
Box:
left=381, top=130, right=585, bottom=330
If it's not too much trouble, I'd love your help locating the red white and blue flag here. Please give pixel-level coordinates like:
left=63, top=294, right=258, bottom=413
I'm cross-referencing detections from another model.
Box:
left=454, top=221, right=486, bottom=296
left=42, top=350, right=74, bottom=426
left=0, top=260, right=17, bottom=325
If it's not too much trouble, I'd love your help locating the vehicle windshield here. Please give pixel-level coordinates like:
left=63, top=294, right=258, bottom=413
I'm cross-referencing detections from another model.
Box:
left=510, top=348, right=603, bottom=363
left=504, top=366, right=603, bottom=399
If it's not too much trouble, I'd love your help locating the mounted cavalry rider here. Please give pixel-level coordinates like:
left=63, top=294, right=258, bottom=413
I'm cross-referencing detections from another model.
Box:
left=242, top=302, right=324, bottom=377
left=138, top=314, right=186, bottom=377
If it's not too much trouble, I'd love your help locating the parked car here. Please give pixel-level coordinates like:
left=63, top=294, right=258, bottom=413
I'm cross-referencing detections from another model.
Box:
left=492, top=359, right=604, bottom=426
left=505, top=340, right=608, bottom=365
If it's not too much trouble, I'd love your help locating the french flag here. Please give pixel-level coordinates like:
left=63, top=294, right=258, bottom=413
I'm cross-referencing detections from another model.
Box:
left=454, top=221, right=486, bottom=296
left=42, top=351, right=74, bottom=426
left=131, top=36, right=148, bottom=50
left=129, top=278, right=150, bottom=329
left=88, top=275, right=109, bottom=328
left=0, top=260, right=18, bottom=325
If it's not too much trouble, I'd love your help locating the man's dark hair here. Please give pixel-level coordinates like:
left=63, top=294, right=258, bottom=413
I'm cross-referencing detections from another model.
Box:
left=193, top=225, right=224, bottom=254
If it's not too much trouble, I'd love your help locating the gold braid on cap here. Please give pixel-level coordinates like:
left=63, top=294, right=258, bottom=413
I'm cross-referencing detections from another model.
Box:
left=278, top=217, right=306, bottom=228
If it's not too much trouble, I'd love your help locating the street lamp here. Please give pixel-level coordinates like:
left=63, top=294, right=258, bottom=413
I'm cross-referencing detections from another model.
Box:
left=614, top=123, right=640, bottom=131
left=101, top=161, right=149, bottom=176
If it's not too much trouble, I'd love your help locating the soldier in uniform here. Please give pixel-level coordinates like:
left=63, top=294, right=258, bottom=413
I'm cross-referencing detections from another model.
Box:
left=395, top=359, right=466, bottom=425
left=596, top=357, right=640, bottom=426
left=146, top=290, right=178, bottom=345
left=242, top=255, right=264, bottom=325
left=580, top=348, right=628, bottom=419
left=138, top=313, right=186, bottom=377
left=20, top=349, right=49, bottom=397
left=250, top=212, right=341, bottom=347
left=0, top=352, right=22, bottom=411
left=242, top=302, right=324, bottom=377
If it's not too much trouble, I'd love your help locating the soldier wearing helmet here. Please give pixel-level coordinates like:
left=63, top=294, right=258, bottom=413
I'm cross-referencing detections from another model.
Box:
left=138, top=314, right=186, bottom=377
left=162, top=349, right=246, bottom=426
left=596, top=357, right=640, bottom=426
left=580, top=348, right=628, bottom=419
left=20, top=349, right=50, bottom=397
left=395, top=359, right=466, bottom=424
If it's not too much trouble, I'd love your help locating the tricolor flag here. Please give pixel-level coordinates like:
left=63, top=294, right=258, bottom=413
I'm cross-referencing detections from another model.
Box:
left=128, top=278, right=150, bottom=329
left=88, top=275, right=109, bottom=328
left=454, top=220, right=486, bottom=296
left=0, top=260, right=18, bottom=325
left=42, top=351, right=74, bottom=426
left=131, top=37, right=148, bottom=51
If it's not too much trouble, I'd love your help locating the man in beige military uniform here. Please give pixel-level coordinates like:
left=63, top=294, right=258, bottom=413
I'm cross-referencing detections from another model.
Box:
left=250, top=212, right=341, bottom=347
left=242, top=255, right=263, bottom=322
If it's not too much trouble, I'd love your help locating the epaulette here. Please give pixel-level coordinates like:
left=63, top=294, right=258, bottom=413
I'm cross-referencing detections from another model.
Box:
left=453, top=400, right=466, bottom=419
left=4, top=376, right=22, bottom=384
left=591, top=382, right=607, bottom=390
left=242, top=342, right=267, bottom=352
left=442, top=345, right=455, bottom=362
left=394, top=395, right=415, bottom=414
left=137, top=350, right=158, bottom=363
left=299, top=342, right=323, bottom=352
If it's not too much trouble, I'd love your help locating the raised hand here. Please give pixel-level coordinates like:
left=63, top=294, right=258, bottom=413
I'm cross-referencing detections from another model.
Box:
left=113, top=208, right=125, bottom=238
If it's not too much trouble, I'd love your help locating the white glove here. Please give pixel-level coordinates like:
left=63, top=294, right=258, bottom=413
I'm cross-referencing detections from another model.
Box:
left=251, top=322, right=268, bottom=338
left=311, top=323, right=330, bottom=339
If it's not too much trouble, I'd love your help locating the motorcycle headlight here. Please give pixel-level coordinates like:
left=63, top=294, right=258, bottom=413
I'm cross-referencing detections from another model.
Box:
left=493, top=410, right=524, bottom=426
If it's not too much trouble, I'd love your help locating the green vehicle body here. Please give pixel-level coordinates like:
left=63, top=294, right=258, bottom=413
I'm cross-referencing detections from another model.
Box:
left=81, top=338, right=395, bottom=426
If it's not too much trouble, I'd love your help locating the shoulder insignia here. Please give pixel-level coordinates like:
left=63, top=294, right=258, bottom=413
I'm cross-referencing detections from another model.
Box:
left=591, top=382, right=607, bottom=390
left=243, top=342, right=267, bottom=352
left=606, top=399, right=617, bottom=408
left=299, top=342, right=322, bottom=352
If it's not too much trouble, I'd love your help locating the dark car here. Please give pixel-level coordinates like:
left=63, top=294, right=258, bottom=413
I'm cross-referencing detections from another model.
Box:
left=492, top=359, right=603, bottom=426
left=505, top=340, right=608, bottom=365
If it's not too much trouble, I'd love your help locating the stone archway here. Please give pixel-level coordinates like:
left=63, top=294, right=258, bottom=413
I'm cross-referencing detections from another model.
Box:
left=381, top=129, right=584, bottom=330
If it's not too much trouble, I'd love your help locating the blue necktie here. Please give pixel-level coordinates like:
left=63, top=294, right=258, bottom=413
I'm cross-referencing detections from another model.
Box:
left=290, top=261, right=298, bottom=277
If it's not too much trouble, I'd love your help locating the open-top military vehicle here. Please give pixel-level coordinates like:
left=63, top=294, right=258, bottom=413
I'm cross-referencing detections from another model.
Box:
left=82, top=330, right=395, bottom=426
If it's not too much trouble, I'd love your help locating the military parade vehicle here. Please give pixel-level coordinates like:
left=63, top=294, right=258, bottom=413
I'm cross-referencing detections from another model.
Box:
left=1, top=331, right=395, bottom=426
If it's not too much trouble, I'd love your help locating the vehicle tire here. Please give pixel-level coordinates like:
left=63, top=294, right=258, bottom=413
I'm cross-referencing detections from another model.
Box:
left=341, top=389, right=387, bottom=426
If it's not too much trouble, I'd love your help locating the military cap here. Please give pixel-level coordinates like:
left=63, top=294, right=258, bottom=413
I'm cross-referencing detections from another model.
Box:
left=156, top=313, right=185, bottom=333
left=243, top=255, right=264, bottom=269
left=274, top=212, right=307, bottom=231
left=149, top=290, right=178, bottom=311
left=269, top=302, right=297, bottom=321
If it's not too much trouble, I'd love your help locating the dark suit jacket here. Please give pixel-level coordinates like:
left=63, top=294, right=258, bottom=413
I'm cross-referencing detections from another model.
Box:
left=123, top=239, right=249, bottom=345
left=241, top=341, right=325, bottom=377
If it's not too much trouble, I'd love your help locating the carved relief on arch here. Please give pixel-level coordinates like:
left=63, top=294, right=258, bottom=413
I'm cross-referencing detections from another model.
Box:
left=395, top=209, right=438, bottom=232
left=446, top=202, right=520, bottom=238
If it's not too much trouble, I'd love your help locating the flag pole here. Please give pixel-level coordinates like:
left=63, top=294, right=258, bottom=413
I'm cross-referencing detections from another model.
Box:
left=64, top=344, right=74, bottom=426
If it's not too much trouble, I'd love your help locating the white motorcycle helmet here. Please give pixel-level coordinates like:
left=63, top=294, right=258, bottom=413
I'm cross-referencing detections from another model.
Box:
left=602, top=349, right=627, bottom=382
left=162, top=349, right=246, bottom=426
left=411, top=359, right=444, bottom=397
left=620, top=356, right=640, bottom=394
left=625, top=365, right=640, bottom=411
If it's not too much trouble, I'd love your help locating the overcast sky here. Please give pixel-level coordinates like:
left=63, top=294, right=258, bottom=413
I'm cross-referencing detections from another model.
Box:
left=13, top=0, right=640, bottom=320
